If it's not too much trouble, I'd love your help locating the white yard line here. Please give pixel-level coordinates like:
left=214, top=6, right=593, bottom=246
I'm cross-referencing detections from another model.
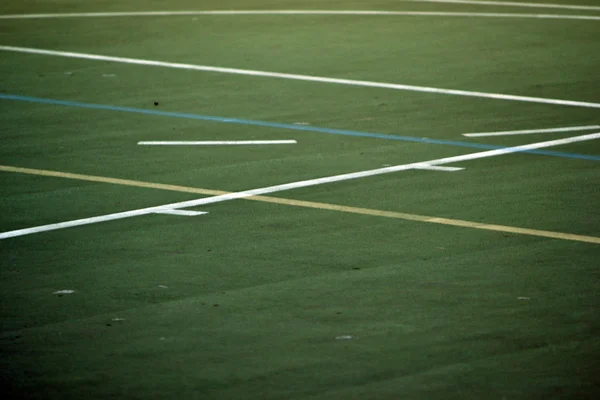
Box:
left=137, top=140, right=297, bottom=145
left=1, top=46, right=599, bottom=109
left=0, top=10, right=599, bottom=20
left=406, top=0, right=600, bottom=12
left=1, top=132, right=598, bottom=240
left=464, top=125, right=600, bottom=137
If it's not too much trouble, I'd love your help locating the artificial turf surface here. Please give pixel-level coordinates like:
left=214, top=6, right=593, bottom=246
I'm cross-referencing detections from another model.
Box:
left=1, top=0, right=599, bottom=398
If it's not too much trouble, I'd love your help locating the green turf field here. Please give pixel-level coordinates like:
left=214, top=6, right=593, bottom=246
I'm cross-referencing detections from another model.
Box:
left=1, top=1, right=599, bottom=399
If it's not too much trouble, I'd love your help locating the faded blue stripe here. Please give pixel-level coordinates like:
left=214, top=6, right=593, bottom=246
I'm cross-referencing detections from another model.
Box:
left=1, top=93, right=599, bottom=161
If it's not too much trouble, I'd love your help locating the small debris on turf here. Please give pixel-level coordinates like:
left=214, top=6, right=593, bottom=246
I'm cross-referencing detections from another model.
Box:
left=64, top=71, right=73, bottom=76
left=352, top=267, right=361, bottom=270
left=102, top=73, right=116, bottom=78
left=105, top=324, right=112, bottom=327
left=213, top=304, right=219, bottom=307
left=111, top=318, right=125, bottom=321
left=154, top=101, right=159, bottom=106
left=158, top=285, right=168, bottom=289
left=335, top=335, right=354, bottom=340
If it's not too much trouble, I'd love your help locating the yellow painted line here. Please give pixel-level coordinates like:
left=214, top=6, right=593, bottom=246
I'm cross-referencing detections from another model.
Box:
left=0, top=165, right=227, bottom=196
left=2, top=164, right=599, bottom=245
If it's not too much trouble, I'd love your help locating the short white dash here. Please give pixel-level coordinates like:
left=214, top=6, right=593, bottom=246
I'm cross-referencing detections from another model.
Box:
left=137, top=140, right=297, bottom=145
left=463, top=125, right=600, bottom=137
left=53, top=290, right=75, bottom=294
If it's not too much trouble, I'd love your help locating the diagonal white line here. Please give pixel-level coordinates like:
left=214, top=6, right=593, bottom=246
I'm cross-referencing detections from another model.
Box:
left=1, top=45, right=599, bottom=109
left=412, top=164, right=465, bottom=171
left=0, top=10, right=599, bottom=20
left=1, top=132, right=599, bottom=240
left=405, top=0, right=600, bottom=12
left=154, top=210, right=208, bottom=216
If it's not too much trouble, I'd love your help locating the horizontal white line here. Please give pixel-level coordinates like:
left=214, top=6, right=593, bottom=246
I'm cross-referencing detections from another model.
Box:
left=464, top=125, right=600, bottom=137
left=0, top=10, right=599, bottom=20
left=412, top=164, right=465, bottom=171
left=406, top=0, right=600, bottom=11
left=1, top=46, right=599, bottom=109
left=2, top=132, right=598, bottom=240
left=154, top=210, right=208, bottom=216
left=137, top=140, right=297, bottom=145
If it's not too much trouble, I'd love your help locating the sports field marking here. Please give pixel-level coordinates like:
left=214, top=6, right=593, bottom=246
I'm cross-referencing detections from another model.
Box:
left=464, top=125, right=600, bottom=137
left=0, top=10, right=599, bottom=21
left=154, top=210, right=208, bottom=216
left=1, top=132, right=598, bottom=240
left=137, top=140, right=297, bottom=145
left=1, top=164, right=599, bottom=245
left=407, top=0, right=600, bottom=12
left=2, top=47, right=600, bottom=110
left=412, top=165, right=464, bottom=171
left=3, top=94, right=599, bottom=161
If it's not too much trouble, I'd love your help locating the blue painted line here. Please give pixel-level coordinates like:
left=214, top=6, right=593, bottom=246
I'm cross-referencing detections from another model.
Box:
left=2, top=93, right=599, bottom=161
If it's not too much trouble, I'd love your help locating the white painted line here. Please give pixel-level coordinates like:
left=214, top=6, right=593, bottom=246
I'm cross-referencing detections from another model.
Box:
left=154, top=210, right=208, bottom=216
left=137, top=140, right=297, bottom=145
left=1, top=46, right=599, bottom=109
left=412, top=164, right=464, bottom=171
left=464, top=125, right=600, bottom=137
left=406, top=0, right=600, bottom=12
left=2, top=132, right=598, bottom=240
left=53, top=290, right=75, bottom=294
left=0, top=10, right=599, bottom=21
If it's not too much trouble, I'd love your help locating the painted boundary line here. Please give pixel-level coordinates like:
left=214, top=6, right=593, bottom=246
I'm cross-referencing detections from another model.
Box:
left=1, top=132, right=599, bottom=240
left=3, top=93, right=600, bottom=161
left=1, top=47, right=600, bottom=110
left=407, top=0, right=600, bottom=12
left=464, top=125, right=600, bottom=137
left=1, top=164, right=599, bottom=245
left=0, top=10, right=599, bottom=21
left=3, top=94, right=597, bottom=161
